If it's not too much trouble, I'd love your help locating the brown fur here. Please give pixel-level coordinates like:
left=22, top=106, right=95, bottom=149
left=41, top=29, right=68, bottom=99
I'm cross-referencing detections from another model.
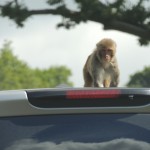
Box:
left=83, top=38, right=120, bottom=87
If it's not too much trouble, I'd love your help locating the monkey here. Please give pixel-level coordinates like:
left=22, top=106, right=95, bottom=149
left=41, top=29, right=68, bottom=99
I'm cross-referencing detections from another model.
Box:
left=83, top=38, right=120, bottom=87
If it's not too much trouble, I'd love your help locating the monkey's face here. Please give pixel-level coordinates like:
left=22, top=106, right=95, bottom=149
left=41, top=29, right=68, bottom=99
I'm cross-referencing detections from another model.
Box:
left=100, top=48, right=114, bottom=62
left=96, top=38, right=116, bottom=62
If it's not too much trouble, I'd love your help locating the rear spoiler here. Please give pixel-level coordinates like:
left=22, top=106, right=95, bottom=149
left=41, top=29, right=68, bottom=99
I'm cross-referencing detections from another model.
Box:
left=27, top=88, right=150, bottom=108
left=0, top=88, right=150, bottom=117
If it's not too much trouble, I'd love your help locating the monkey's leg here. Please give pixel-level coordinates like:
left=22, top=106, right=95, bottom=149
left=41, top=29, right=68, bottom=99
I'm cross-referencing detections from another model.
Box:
left=83, top=71, right=93, bottom=87
left=84, top=79, right=92, bottom=87
left=93, top=69, right=105, bottom=87
left=103, top=79, right=111, bottom=87
left=110, top=68, right=120, bottom=87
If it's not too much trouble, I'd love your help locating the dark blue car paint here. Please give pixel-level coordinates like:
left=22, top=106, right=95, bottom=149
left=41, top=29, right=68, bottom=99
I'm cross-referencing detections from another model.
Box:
left=0, top=114, right=150, bottom=149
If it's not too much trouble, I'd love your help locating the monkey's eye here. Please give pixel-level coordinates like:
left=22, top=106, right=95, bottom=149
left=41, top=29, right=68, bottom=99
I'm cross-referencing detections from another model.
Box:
left=108, top=49, right=112, bottom=52
left=101, top=49, right=106, bottom=53
left=101, top=49, right=113, bottom=57
left=107, top=49, right=113, bottom=56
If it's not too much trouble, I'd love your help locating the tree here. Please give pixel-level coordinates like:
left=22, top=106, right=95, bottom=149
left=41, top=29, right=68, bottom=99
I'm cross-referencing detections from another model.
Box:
left=126, top=66, right=150, bottom=87
left=0, top=0, right=150, bottom=45
left=34, top=66, right=73, bottom=88
left=0, top=41, right=73, bottom=90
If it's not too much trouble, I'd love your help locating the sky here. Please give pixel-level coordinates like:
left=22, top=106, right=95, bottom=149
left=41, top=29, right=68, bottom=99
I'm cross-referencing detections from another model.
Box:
left=0, top=0, right=150, bottom=87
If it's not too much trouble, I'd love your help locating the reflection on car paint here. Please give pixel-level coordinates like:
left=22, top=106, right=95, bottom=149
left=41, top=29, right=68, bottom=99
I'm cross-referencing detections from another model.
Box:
left=0, top=114, right=150, bottom=150
left=6, top=138, right=150, bottom=150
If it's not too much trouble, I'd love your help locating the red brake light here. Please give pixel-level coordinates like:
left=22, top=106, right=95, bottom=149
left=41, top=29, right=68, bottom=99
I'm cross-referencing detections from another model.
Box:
left=66, top=90, right=121, bottom=99
left=27, top=88, right=150, bottom=108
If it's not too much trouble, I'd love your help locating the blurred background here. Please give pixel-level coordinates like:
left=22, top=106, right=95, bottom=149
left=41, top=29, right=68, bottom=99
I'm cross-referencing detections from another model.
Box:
left=0, top=0, right=150, bottom=89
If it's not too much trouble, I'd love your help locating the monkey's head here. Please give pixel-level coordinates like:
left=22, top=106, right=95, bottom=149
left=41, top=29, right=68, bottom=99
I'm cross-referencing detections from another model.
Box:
left=96, top=38, right=116, bottom=62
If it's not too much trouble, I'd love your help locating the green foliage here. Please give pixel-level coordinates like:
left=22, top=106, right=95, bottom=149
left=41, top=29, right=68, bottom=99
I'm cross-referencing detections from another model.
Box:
left=138, top=38, right=150, bottom=46
left=126, top=66, right=150, bottom=87
left=35, top=66, right=73, bottom=88
left=0, top=1, right=29, bottom=27
left=0, top=41, right=73, bottom=90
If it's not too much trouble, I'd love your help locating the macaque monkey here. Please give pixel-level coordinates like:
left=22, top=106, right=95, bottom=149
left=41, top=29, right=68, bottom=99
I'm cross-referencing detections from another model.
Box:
left=83, top=38, right=120, bottom=87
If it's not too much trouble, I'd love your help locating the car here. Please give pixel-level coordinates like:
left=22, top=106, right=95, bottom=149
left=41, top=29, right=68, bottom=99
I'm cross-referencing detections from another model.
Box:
left=0, top=88, right=150, bottom=150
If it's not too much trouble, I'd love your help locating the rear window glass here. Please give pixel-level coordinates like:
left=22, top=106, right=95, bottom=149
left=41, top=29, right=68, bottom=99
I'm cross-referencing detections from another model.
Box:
left=0, top=114, right=150, bottom=150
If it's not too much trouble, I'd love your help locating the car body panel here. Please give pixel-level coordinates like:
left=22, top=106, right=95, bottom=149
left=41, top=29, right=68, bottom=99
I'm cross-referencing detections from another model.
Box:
left=0, top=114, right=150, bottom=149
left=0, top=88, right=150, bottom=117
left=0, top=88, right=150, bottom=149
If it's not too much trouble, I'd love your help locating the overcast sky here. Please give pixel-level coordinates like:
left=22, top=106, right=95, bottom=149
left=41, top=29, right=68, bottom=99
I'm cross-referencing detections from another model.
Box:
left=0, top=0, right=150, bottom=87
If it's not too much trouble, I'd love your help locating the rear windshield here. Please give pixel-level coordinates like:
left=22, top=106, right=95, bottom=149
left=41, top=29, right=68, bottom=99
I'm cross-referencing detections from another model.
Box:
left=0, top=114, right=150, bottom=150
